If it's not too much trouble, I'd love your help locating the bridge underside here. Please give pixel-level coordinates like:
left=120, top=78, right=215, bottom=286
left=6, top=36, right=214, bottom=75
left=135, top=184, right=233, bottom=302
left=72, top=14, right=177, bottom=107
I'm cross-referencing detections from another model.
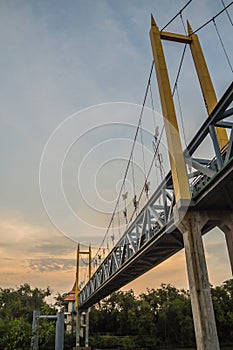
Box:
left=80, top=226, right=183, bottom=309
left=193, top=157, right=233, bottom=211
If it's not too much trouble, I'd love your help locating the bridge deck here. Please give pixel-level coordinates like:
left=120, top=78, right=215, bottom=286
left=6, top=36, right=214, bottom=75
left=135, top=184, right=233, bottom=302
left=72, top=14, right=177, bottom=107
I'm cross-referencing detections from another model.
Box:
left=79, top=82, right=233, bottom=311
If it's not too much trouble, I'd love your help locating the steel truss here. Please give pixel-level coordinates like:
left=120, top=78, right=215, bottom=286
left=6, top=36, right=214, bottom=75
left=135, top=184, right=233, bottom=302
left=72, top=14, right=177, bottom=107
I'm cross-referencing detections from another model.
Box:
left=79, top=83, right=233, bottom=310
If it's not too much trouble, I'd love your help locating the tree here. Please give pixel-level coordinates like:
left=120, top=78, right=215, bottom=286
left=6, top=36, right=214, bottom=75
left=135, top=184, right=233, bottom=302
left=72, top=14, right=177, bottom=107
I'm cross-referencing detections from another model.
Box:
left=112, top=290, right=138, bottom=336
left=0, top=280, right=232, bottom=349
left=0, top=317, right=31, bottom=350
left=140, top=284, right=194, bottom=347
left=0, top=284, right=55, bottom=350
left=90, top=283, right=196, bottom=348
left=211, top=279, right=233, bottom=343
left=54, top=292, right=67, bottom=309
left=0, top=283, right=51, bottom=323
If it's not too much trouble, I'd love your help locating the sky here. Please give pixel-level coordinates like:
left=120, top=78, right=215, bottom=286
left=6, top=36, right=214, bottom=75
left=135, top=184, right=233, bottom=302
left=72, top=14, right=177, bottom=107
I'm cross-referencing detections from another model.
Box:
left=0, top=0, right=232, bottom=298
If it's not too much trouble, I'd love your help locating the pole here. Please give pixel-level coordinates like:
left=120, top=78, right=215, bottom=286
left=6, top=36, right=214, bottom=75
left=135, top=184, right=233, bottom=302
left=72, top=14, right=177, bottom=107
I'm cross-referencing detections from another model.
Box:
left=76, top=244, right=80, bottom=309
left=84, top=246, right=92, bottom=348
left=31, top=310, right=40, bottom=350
left=55, top=312, right=64, bottom=350
left=85, top=310, right=90, bottom=348
left=76, top=244, right=80, bottom=347
left=89, top=245, right=92, bottom=280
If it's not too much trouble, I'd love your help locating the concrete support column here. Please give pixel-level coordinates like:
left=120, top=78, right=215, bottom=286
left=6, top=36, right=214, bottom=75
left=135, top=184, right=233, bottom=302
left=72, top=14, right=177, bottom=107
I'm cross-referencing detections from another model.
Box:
left=178, top=210, right=220, bottom=350
left=219, top=219, right=233, bottom=275
left=192, top=210, right=233, bottom=276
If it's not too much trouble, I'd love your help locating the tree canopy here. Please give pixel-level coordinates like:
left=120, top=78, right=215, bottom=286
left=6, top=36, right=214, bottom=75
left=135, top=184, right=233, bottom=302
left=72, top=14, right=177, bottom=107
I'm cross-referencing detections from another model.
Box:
left=0, top=283, right=56, bottom=350
left=90, top=280, right=233, bottom=348
left=0, top=280, right=232, bottom=349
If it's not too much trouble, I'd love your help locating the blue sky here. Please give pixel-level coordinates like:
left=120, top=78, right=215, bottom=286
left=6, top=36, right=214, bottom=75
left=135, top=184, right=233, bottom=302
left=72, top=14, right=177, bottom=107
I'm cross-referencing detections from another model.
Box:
left=0, top=0, right=232, bottom=294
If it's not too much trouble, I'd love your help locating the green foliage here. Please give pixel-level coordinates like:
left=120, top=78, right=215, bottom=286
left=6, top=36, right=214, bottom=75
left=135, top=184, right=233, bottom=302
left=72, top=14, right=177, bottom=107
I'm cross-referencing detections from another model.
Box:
left=0, top=283, right=52, bottom=323
left=90, top=280, right=233, bottom=348
left=89, top=335, right=156, bottom=349
left=151, top=284, right=194, bottom=346
left=211, top=279, right=233, bottom=343
left=38, top=319, right=56, bottom=350
left=0, top=280, right=232, bottom=349
left=89, top=334, right=158, bottom=349
left=64, top=331, right=76, bottom=350
left=0, top=317, right=31, bottom=350
left=54, top=292, right=67, bottom=309
left=0, top=283, right=55, bottom=350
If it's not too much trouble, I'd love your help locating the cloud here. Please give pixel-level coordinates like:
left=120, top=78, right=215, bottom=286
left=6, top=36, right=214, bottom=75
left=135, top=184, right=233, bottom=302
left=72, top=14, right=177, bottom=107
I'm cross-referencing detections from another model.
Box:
left=27, top=256, right=90, bottom=273
left=28, top=258, right=75, bottom=272
left=0, top=214, right=95, bottom=293
left=0, top=215, right=74, bottom=255
left=0, top=215, right=76, bottom=287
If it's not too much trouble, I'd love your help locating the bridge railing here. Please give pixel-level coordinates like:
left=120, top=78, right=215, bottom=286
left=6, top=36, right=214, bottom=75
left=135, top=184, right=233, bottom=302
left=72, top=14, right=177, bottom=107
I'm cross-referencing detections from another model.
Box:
left=79, top=82, right=233, bottom=310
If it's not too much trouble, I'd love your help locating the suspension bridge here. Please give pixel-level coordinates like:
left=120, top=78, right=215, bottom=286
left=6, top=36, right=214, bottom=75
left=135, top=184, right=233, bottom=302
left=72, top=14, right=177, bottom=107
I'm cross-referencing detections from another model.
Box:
left=73, top=4, right=233, bottom=350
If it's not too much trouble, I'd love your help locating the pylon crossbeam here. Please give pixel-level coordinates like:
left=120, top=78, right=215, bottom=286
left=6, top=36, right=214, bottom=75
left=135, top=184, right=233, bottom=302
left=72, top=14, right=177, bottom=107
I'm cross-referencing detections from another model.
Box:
left=160, top=31, right=191, bottom=43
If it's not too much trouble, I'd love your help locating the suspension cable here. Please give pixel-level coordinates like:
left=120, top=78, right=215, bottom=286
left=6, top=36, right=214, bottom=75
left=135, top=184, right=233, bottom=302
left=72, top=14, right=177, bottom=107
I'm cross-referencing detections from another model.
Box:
left=131, top=153, right=136, bottom=196
left=131, top=152, right=139, bottom=215
left=173, top=45, right=187, bottom=94
left=180, top=11, right=187, bottom=34
left=192, top=2, right=233, bottom=34
left=176, top=83, right=188, bottom=148
left=99, top=30, right=188, bottom=244
left=111, top=220, right=115, bottom=246
left=149, top=81, right=157, bottom=132
left=212, top=18, right=233, bottom=74
left=128, top=124, right=165, bottom=226
left=128, top=43, right=188, bottom=225
left=117, top=201, right=121, bottom=238
left=80, top=255, right=88, bottom=266
left=174, top=12, right=188, bottom=149
left=149, top=79, right=164, bottom=186
left=221, top=0, right=233, bottom=26
left=161, top=0, right=193, bottom=31
left=93, top=62, right=154, bottom=261
left=92, top=0, right=229, bottom=262
left=140, top=122, right=147, bottom=182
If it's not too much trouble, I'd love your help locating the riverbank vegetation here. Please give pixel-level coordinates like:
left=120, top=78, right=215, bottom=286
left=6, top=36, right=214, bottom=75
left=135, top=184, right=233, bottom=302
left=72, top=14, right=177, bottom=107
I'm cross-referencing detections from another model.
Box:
left=0, top=280, right=232, bottom=349
left=90, top=280, right=233, bottom=348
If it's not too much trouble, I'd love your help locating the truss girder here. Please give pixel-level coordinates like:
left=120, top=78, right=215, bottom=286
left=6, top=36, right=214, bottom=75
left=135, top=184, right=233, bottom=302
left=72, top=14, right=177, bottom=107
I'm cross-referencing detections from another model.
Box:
left=78, top=83, right=233, bottom=310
